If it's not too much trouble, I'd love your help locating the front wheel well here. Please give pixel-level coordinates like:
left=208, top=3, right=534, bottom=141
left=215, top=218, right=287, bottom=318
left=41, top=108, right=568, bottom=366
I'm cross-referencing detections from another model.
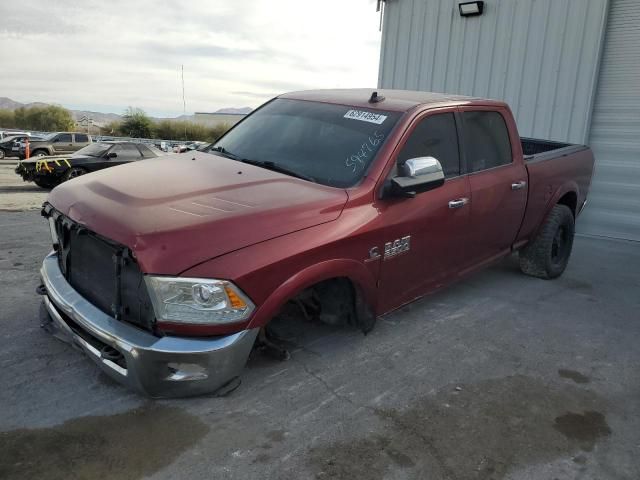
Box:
left=557, top=191, right=577, bottom=217
left=278, top=276, right=376, bottom=334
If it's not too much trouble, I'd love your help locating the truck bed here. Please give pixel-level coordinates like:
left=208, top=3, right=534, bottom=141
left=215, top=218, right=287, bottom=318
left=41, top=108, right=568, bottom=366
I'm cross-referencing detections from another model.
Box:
left=516, top=137, right=595, bottom=244
left=522, top=137, right=577, bottom=158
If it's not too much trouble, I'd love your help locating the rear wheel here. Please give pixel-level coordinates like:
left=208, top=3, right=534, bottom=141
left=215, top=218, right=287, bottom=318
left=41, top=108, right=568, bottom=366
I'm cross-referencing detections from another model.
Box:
left=519, top=204, right=575, bottom=279
left=63, top=167, right=87, bottom=182
left=32, top=150, right=48, bottom=158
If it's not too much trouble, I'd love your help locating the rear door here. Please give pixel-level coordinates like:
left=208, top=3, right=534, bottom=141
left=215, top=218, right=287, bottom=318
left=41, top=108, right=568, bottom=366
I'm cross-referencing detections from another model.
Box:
left=52, top=133, right=73, bottom=154
left=377, top=110, right=471, bottom=312
left=459, top=107, right=528, bottom=268
left=73, top=133, right=90, bottom=151
left=109, top=144, right=143, bottom=167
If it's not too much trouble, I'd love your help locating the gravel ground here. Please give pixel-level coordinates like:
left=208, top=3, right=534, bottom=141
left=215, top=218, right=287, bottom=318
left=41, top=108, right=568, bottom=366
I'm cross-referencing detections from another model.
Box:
left=0, top=160, right=48, bottom=211
left=0, top=175, right=639, bottom=480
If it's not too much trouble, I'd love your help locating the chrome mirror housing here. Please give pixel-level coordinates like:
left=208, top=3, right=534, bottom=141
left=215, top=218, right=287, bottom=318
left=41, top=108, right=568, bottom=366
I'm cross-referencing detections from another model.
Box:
left=401, top=156, right=444, bottom=177
left=387, top=156, right=445, bottom=198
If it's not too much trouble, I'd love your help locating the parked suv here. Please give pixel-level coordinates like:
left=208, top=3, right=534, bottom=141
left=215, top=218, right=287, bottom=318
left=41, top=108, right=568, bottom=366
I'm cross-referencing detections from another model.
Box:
left=19, top=132, right=91, bottom=159
left=0, top=134, right=44, bottom=159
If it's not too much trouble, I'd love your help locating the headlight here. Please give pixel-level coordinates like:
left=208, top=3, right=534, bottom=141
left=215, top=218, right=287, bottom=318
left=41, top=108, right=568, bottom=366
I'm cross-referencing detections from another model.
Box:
left=145, top=276, right=255, bottom=325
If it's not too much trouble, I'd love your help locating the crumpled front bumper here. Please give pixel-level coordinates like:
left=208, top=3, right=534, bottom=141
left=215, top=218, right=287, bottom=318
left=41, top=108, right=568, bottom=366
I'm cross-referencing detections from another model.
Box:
left=15, top=162, right=36, bottom=181
left=39, top=252, right=259, bottom=398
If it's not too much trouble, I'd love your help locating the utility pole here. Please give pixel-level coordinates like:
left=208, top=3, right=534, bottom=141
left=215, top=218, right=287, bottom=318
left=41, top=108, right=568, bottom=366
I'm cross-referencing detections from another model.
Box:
left=182, top=64, right=187, bottom=141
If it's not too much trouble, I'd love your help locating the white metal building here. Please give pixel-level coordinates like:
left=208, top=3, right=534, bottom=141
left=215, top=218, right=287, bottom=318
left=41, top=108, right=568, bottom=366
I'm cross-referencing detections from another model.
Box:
left=378, top=0, right=640, bottom=241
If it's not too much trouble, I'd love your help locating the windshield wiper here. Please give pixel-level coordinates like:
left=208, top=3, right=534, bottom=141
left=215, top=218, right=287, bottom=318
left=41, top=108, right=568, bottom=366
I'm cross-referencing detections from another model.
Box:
left=210, top=146, right=315, bottom=182
left=209, top=145, right=241, bottom=160
left=240, top=159, right=316, bottom=183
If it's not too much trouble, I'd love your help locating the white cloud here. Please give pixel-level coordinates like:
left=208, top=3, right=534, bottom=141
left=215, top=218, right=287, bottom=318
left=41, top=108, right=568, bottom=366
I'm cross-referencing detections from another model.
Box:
left=0, top=0, right=383, bottom=116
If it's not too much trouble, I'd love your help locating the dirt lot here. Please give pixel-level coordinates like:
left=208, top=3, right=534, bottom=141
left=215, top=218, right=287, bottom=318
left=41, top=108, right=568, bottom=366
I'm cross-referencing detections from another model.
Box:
left=0, top=173, right=639, bottom=479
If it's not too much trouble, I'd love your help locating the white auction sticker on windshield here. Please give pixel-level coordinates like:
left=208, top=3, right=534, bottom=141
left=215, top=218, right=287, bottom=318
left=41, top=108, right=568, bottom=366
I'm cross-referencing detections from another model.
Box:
left=343, top=109, right=387, bottom=124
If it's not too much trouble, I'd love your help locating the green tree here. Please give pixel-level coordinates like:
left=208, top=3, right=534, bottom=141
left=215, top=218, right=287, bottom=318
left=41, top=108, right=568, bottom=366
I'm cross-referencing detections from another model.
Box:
left=120, top=107, right=154, bottom=138
left=13, top=105, right=74, bottom=131
left=208, top=122, right=231, bottom=142
left=0, top=109, right=16, bottom=128
left=154, top=119, right=231, bottom=142
left=101, top=120, right=122, bottom=135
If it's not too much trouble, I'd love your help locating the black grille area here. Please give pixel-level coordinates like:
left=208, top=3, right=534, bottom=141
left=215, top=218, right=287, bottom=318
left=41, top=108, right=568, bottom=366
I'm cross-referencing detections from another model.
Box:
left=44, top=204, right=156, bottom=332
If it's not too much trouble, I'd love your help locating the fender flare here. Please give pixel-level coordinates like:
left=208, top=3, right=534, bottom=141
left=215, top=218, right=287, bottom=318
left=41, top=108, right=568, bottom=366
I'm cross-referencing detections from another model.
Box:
left=247, top=258, right=378, bottom=329
left=530, top=180, right=579, bottom=241
left=547, top=180, right=579, bottom=216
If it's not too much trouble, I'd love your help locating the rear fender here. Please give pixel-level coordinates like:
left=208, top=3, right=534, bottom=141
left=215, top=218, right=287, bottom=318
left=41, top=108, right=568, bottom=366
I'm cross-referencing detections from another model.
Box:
left=247, top=258, right=378, bottom=330
left=531, top=181, right=579, bottom=240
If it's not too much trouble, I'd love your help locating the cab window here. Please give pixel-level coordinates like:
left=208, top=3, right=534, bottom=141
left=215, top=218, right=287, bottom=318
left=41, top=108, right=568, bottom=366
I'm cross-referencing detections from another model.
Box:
left=111, top=144, right=142, bottom=160
left=462, top=111, right=512, bottom=172
left=397, top=113, right=460, bottom=178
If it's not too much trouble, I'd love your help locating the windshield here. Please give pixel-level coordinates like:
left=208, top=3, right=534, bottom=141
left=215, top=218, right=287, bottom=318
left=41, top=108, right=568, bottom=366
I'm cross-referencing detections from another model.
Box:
left=74, top=142, right=112, bottom=157
left=211, top=98, right=401, bottom=188
left=41, top=133, right=57, bottom=141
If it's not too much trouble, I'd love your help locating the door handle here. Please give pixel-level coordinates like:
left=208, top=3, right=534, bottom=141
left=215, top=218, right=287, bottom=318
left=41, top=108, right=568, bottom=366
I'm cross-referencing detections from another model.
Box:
left=448, top=198, right=469, bottom=209
left=511, top=181, right=527, bottom=190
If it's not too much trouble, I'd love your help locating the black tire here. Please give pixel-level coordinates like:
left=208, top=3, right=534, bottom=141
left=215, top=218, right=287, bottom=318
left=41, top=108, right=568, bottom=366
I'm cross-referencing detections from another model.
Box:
left=63, top=167, right=87, bottom=182
left=32, top=149, right=48, bottom=158
left=519, top=204, right=575, bottom=279
left=34, top=179, right=57, bottom=189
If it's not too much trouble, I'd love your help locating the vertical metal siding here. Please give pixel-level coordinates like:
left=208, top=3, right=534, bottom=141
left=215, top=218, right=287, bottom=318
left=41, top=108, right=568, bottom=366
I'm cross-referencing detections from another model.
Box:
left=579, top=0, right=640, bottom=241
left=378, top=0, right=609, bottom=144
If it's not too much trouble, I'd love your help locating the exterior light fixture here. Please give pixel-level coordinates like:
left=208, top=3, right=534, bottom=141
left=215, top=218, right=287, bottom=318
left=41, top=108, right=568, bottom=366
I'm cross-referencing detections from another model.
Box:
left=459, top=1, right=484, bottom=17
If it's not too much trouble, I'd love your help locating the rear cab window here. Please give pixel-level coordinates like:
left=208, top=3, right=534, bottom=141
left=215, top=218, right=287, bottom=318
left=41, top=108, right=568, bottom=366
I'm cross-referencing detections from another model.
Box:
left=74, top=133, right=89, bottom=143
left=137, top=144, right=157, bottom=158
left=462, top=111, right=512, bottom=172
left=112, top=144, right=143, bottom=160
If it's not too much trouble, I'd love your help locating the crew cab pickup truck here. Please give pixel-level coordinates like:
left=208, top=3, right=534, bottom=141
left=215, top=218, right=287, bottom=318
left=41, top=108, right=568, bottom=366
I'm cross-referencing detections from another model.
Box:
left=37, top=89, right=595, bottom=397
left=19, top=132, right=91, bottom=159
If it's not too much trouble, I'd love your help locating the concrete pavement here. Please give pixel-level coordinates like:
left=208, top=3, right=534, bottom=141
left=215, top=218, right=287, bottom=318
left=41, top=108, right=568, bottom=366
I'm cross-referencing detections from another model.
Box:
left=0, top=208, right=639, bottom=480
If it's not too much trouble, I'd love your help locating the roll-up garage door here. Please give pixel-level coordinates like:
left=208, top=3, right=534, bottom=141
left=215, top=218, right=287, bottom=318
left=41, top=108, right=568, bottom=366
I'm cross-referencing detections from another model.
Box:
left=580, top=0, right=640, bottom=241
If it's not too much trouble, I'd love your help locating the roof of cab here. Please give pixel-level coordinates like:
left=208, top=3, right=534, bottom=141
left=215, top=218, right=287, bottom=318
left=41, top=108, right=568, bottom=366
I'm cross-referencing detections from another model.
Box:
left=279, top=88, right=506, bottom=112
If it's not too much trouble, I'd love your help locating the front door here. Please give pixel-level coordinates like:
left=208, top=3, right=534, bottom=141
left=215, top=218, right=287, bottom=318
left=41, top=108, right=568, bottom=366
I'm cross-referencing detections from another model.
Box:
left=376, top=110, right=471, bottom=313
left=104, top=144, right=143, bottom=169
left=52, top=133, right=73, bottom=154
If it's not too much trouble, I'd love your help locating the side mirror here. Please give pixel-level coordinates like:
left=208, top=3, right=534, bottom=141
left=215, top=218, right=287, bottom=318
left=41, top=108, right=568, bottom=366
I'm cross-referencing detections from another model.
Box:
left=107, top=151, right=117, bottom=159
left=388, top=157, right=445, bottom=198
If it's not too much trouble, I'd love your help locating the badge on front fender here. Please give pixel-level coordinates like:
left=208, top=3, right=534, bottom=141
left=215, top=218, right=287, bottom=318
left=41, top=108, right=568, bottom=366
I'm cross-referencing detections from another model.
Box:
left=383, top=236, right=411, bottom=260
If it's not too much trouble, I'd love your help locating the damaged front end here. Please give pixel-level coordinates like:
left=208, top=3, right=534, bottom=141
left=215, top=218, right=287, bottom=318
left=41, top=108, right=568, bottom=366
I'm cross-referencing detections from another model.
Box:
left=15, top=159, right=64, bottom=185
left=37, top=204, right=259, bottom=397
left=15, top=161, right=37, bottom=182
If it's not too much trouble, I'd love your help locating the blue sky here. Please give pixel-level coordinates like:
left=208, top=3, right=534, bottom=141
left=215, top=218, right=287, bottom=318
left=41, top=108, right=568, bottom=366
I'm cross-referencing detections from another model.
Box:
left=0, top=0, right=383, bottom=117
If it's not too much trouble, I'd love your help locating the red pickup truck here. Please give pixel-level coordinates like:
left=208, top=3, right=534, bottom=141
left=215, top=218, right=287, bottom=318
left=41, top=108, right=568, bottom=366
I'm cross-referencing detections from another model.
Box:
left=38, top=89, right=595, bottom=397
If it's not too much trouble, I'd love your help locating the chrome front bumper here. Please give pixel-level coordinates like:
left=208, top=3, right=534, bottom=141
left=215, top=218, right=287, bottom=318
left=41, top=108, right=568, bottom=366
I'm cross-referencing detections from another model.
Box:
left=39, top=252, right=259, bottom=398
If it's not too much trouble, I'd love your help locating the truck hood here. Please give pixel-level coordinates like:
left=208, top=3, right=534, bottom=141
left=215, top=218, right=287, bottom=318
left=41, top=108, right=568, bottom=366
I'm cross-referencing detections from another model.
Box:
left=47, top=152, right=348, bottom=274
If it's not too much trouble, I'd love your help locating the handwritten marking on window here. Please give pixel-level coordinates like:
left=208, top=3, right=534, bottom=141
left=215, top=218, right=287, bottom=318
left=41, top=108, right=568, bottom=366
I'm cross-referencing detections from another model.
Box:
left=345, top=131, right=385, bottom=172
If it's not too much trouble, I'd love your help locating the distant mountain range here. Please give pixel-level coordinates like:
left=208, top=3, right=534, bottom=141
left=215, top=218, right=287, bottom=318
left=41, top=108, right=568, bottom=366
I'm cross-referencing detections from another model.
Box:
left=0, top=97, right=252, bottom=126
